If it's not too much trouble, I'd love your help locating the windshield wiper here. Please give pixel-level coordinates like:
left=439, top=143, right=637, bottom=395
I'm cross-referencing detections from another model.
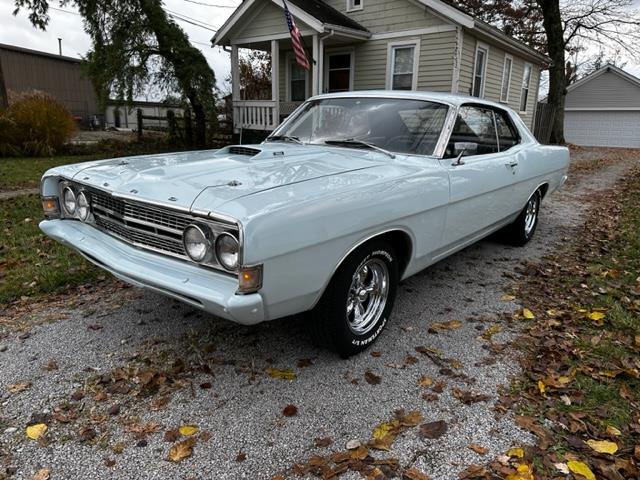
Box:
left=324, top=139, right=396, bottom=159
left=265, top=135, right=303, bottom=144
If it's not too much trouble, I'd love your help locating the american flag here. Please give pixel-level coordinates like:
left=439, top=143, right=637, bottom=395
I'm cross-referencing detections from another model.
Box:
left=283, top=0, right=310, bottom=70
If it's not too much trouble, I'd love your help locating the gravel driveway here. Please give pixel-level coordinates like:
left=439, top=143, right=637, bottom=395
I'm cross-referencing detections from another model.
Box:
left=1, top=148, right=638, bottom=480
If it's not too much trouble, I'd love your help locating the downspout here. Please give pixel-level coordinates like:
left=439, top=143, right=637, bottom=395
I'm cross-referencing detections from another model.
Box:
left=318, top=30, right=335, bottom=94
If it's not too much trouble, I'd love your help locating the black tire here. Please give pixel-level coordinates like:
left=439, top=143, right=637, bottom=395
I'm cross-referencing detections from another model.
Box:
left=309, top=240, right=399, bottom=357
left=502, top=189, right=542, bottom=246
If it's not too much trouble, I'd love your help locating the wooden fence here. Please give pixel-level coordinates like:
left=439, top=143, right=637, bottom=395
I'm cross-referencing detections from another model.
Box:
left=136, top=108, right=232, bottom=148
left=532, top=102, right=556, bottom=144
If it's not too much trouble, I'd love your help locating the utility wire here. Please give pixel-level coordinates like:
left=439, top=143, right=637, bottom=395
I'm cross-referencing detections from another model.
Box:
left=182, top=0, right=238, bottom=8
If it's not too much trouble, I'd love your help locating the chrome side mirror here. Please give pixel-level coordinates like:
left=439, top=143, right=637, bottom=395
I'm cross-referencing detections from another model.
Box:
left=452, top=142, right=478, bottom=166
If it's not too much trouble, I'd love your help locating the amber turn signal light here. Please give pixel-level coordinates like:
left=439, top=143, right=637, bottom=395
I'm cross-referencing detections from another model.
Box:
left=42, top=197, right=60, bottom=219
left=238, top=265, right=263, bottom=294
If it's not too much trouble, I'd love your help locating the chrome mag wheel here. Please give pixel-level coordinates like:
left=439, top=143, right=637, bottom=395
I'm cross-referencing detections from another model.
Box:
left=346, top=258, right=389, bottom=335
left=524, top=193, right=539, bottom=236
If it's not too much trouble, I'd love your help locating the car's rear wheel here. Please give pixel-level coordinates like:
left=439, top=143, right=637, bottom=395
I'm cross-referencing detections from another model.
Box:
left=309, top=240, right=399, bottom=357
left=503, top=189, right=542, bottom=246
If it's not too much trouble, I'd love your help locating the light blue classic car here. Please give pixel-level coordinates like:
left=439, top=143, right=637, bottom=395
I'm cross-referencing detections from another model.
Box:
left=40, top=91, right=569, bottom=356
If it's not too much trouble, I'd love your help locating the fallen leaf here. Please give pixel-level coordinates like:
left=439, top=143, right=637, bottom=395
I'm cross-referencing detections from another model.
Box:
left=8, top=382, right=31, bottom=393
left=501, top=294, right=516, bottom=301
left=350, top=445, right=369, bottom=460
left=418, top=376, right=434, bottom=387
left=522, top=308, right=535, bottom=319
left=481, top=324, right=502, bottom=340
left=467, top=443, right=489, bottom=455
left=403, top=467, right=431, bottom=480
left=505, top=464, right=534, bottom=480
left=26, top=423, right=47, bottom=440
left=31, top=469, right=50, bottom=480
left=507, top=447, right=524, bottom=458
left=364, top=370, right=381, bottom=385
left=419, top=420, right=447, bottom=439
left=567, top=460, right=595, bottom=480
left=168, top=437, right=196, bottom=462
left=179, top=425, right=199, bottom=436
left=606, top=425, right=621, bottom=436
left=587, top=311, right=606, bottom=323
left=282, top=404, right=298, bottom=417
left=537, top=380, right=546, bottom=394
left=458, top=464, right=488, bottom=479
left=314, top=437, right=332, bottom=448
left=164, top=429, right=180, bottom=442
left=265, top=368, right=296, bottom=380
left=452, top=388, right=490, bottom=404
left=431, top=320, right=462, bottom=330
left=553, top=462, right=570, bottom=474
left=235, top=451, right=247, bottom=462
left=586, top=439, right=618, bottom=454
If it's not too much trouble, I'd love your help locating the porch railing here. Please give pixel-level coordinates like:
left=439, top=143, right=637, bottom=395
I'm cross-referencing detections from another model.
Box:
left=234, top=100, right=278, bottom=131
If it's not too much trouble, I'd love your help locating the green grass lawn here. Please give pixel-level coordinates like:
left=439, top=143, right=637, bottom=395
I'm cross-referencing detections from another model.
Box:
left=0, top=194, right=100, bottom=305
left=0, top=154, right=103, bottom=191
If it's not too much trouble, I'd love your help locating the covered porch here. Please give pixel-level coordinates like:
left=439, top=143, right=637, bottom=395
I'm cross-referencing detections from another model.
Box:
left=213, top=0, right=370, bottom=132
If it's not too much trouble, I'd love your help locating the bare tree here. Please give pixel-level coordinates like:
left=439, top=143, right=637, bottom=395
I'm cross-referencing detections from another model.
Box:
left=445, top=0, right=640, bottom=144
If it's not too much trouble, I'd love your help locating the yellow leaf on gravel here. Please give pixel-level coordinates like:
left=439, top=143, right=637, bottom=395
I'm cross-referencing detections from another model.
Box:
left=501, top=294, right=516, bottom=301
left=481, top=324, right=502, bottom=340
left=507, top=447, right=525, bottom=458
left=505, top=464, right=534, bottom=480
left=586, top=439, right=618, bottom=454
left=567, top=460, right=596, bottom=480
left=537, top=380, right=546, bottom=394
left=587, top=311, right=606, bottom=321
left=418, top=376, right=434, bottom=387
left=265, top=368, right=296, bottom=380
left=372, top=421, right=396, bottom=440
left=168, top=437, right=196, bottom=462
left=8, top=382, right=31, bottom=393
left=522, top=308, right=535, bottom=319
left=431, top=320, right=462, bottom=330
left=32, top=468, right=50, bottom=480
left=179, top=425, right=199, bottom=436
left=26, top=423, right=47, bottom=440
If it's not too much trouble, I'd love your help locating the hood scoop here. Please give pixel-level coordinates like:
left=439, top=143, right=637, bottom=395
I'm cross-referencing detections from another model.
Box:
left=227, top=146, right=261, bottom=157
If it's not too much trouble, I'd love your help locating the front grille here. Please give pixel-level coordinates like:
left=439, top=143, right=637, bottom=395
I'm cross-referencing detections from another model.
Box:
left=90, top=190, right=190, bottom=259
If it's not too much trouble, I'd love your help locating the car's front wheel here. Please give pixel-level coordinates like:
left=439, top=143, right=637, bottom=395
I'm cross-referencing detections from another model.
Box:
left=503, top=189, right=542, bottom=246
left=309, top=240, right=399, bottom=357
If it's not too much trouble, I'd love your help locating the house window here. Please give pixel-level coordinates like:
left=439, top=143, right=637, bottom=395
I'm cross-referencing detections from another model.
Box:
left=326, top=52, right=353, bottom=93
left=472, top=44, right=488, bottom=97
left=347, top=0, right=363, bottom=12
left=520, top=63, right=532, bottom=112
left=501, top=55, right=513, bottom=102
left=387, top=41, right=419, bottom=91
left=290, top=61, right=307, bottom=101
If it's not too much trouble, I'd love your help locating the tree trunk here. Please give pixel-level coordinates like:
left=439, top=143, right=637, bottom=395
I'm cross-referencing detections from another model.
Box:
left=537, top=0, right=566, bottom=144
left=0, top=57, right=8, bottom=109
left=192, top=102, right=206, bottom=149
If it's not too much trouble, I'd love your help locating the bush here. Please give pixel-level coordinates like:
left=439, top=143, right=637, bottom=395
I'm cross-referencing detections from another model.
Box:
left=0, top=92, right=76, bottom=157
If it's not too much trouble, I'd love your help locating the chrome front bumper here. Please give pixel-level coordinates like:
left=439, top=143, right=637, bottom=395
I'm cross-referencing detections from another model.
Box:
left=40, top=220, right=265, bottom=325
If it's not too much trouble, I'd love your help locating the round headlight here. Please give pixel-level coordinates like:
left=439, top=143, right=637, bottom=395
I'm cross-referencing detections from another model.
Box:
left=215, top=232, right=239, bottom=271
left=183, top=225, right=211, bottom=263
left=62, top=187, right=76, bottom=215
left=77, top=191, right=90, bottom=221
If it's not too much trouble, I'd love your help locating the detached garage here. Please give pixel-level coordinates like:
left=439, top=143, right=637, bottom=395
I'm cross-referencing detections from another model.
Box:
left=564, top=64, right=640, bottom=148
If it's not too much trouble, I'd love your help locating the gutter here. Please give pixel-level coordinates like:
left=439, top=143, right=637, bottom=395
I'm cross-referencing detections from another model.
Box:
left=473, top=21, right=550, bottom=66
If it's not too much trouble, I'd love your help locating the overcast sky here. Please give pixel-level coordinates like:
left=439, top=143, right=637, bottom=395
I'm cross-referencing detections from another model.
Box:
left=1, top=0, right=639, bottom=98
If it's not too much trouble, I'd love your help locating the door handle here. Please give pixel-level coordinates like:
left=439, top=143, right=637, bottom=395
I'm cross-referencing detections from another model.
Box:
left=506, top=160, right=519, bottom=168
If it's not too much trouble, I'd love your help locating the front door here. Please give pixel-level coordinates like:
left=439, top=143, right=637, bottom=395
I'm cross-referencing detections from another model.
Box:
left=440, top=104, right=521, bottom=248
left=325, top=52, right=352, bottom=93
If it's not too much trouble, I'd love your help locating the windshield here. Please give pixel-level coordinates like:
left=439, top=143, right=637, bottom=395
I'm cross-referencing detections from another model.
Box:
left=271, top=97, right=449, bottom=156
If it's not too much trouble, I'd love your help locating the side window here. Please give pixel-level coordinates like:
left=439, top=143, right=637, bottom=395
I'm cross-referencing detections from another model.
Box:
left=495, top=110, right=520, bottom=151
left=446, top=106, right=498, bottom=157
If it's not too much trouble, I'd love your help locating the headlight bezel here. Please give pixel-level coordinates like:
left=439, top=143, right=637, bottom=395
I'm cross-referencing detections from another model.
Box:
left=215, top=232, right=240, bottom=271
left=62, top=186, right=77, bottom=216
left=76, top=191, right=90, bottom=222
left=182, top=224, right=215, bottom=264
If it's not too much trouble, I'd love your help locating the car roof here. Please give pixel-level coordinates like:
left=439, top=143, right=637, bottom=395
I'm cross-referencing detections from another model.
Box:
left=309, top=90, right=513, bottom=111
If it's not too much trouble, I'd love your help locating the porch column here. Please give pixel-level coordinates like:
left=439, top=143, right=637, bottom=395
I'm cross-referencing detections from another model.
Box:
left=271, top=39, right=280, bottom=127
left=312, top=34, right=320, bottom=96
left=231, top=44, right=240, bottom=131
left=318, top=36, right=324, bottom=94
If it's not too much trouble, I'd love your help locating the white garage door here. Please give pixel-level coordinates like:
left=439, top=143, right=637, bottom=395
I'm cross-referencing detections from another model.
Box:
left=565, top=110, right=640, bottom=147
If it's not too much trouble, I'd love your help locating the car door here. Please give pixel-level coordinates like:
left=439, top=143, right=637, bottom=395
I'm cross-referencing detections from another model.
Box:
left=439, top=104, right=520, bottom=247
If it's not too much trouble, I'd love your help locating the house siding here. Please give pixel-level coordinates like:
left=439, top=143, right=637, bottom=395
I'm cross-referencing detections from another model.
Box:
left=231, top=2, right=314, bottom=40
left=417, top=30, right=457, bottom=91
left=565, top=71, right=640, bottom=109
left=323, top=0, right=447, bottom=33
left=458, top=32, right=539, bottom=128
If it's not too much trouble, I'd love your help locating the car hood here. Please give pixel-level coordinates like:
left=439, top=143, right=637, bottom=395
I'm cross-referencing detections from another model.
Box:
left=66, top=144, right=383, bottom=214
